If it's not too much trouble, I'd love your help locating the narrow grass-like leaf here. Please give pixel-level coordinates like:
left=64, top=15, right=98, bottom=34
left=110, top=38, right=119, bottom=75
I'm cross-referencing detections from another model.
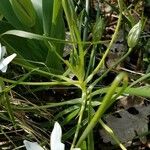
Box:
left=42, top=0, right=53, bottom=35
left=0, top=79, right=16, bottom=127
left=10, top=0, right=36, bottom=28
left=55, top=105, right=79, bottom=120
left=45, top=0, right=65, bottom=72
left=76, top=72, right=128, bottom=147
left=0, top=0, right=26, bottom=29
left=62, top=0, right=85, bottom=81
left=91, top=86, right=150, bottom=98
left=62, top=108, right=79, bottom=125
left=31, top=0, right=43, bottom=34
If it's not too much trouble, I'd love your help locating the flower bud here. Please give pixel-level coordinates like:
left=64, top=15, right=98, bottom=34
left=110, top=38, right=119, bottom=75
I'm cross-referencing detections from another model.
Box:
left=127, top=21, right=142, bottom=48
left=10, top=0, right=36, bottom=27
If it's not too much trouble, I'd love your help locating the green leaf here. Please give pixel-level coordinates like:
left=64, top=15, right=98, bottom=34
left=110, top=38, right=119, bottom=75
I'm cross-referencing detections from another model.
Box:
left=0, top=0, right=26, bottom=29
left=0, top=80, right=16, bottom=127
left=55, top=105, right=79, bottom=119
left=31, top=0, right=43, bottom=34
left=62, top=108, right=79, bottom=125
left=1, top=29, right=65, bottom=74
left=42, top=0, right=53, bottom=35
left=45, top=0, right=65, bottom=72
left=10, top=0, right=36, bottom=28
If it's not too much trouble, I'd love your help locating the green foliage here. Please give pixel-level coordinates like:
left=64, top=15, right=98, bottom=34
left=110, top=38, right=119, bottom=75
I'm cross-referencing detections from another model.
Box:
left=10, top=0, right=36, bottom=28
left=0, top=0, right=65, bottom=73
left=0, top=0, right=149, bottom=150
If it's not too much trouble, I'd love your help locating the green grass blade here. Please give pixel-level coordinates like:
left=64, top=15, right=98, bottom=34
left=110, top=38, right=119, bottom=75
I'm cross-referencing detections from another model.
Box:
left=0, top=0, right=26, bottom=29
left=31, top=0, right=43, bottom=33
left=45, top=0, right=65, bottom=72
left=76, top=72, right=128, bottom=147
left=42, top=0, right=53, bottom=35
left=0, top=79, right=16, bottom=127
left=91, top=86, right=150, bottom=99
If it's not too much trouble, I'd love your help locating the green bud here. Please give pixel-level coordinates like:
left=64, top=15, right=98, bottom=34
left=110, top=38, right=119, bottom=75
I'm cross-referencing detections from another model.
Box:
left=127, top=21, right=142, bottom=48
left=10, top=0, right=36, bottom=27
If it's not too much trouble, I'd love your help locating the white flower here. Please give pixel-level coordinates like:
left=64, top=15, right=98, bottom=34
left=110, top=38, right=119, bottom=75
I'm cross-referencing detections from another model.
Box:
left=50, top=122, right=65, bottom=150
left=24, top=122, right=81, bottom=150
left=24, top=140, right=44, bottom=150
left=0, top=43, right=16, bottom=73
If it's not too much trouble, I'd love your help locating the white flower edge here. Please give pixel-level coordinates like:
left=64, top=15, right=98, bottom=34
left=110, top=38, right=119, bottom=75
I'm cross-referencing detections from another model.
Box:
left=0, top=53, right=17, bottom=72
left=24, top=140, right=44, bottom=150
left=24, top=122, right=81, bottom=150
left=50, top=122, right=65, bottom=150
left=0, top=43, right=6, bottom=59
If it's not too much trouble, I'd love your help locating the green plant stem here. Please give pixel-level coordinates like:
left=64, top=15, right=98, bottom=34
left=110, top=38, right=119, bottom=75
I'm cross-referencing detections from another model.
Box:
left=12, top=62, right=80, bottom=86
left=128, top=72, right=150, bottom=87
left=71, top=86, right=87, bottom=149
left=83, top=0, right=90, bottom=41
left=62, top=0, right=83, bottom=56
left=85, top=45, right=96, bottom=78
left=76, top=72, right=128, bottom=147
left=12, top=86, right=150, bottom=112
left=89, top=47, right=133, bottom=89
left=62, top=0, right=85, bottom=81
left=87, top=92, right=94, bottom=150
left=1, top=30, right=109, bottom=46
left=0, top=69, right=36, bottom=93
left=0, top=77, right=73, bottom=86
left=13, top=98, right=82, bottom=111
left=86, top=13, right=122, bottom=83
left=91, top=86, right=150, bottom=99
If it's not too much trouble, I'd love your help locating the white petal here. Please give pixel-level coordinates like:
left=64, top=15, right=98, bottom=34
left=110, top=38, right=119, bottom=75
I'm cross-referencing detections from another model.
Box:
left=0, top=53, right=16, bottom=72
left=0, top=43, right=6, bottom=59
left=23, top=140, right=44, bottom=150
left=0, top=65, right=7, bottom=73
left=50, top=122, right=65, bottom=150
left=2, top=53, right=17, bottom=66
left=1, top=46, right=7, bottom=58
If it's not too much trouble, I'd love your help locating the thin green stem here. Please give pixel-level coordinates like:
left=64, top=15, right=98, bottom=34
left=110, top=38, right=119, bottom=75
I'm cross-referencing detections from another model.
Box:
left=76, top=72, right=128, bottom=147
left=0, top=69, right=36, bottom=93
left=91, top=86, right=150, bottom=99
left=86, top=13, right=122, bottom=83
left=128, top=73, right=150, bottom=87
left=85, top=45, right=96, bottom=78
left=14, top=62, right=79, bottom=86
left=62, top=0, right=85, bottom=82
left=0, top=77, right=74, bottom=86
left=87, top=91, right=94, bottom=150
left=1, top=40, right=71, bottom=83
left=13, top=98, right=82, bottom=111
left=2, top=30, right=109, bottom=45
left=71, top=86, right=87, bottom=149
left=89, top=47, right=132, bottom=89
left=83, top=0, right=90, bottom=41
